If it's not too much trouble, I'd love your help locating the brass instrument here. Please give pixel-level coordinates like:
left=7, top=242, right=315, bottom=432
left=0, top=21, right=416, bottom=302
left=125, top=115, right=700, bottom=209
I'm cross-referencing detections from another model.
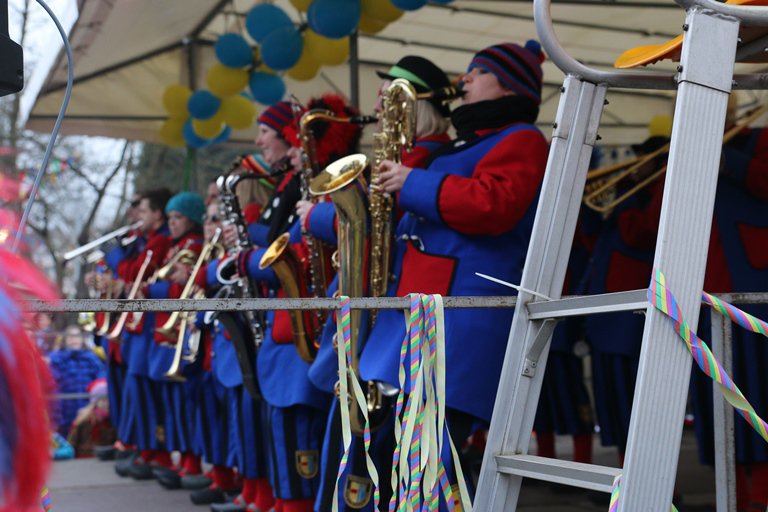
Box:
left=157, top=230, right=224, bottom=338
left=106, top=250, right=154, bottom=342
left=163, top=230, right=225, bottom=381
left=310, top=154, right=373, bottom=436
left=63, top=220, right=143, bottom=261
left=369, top=79, right=417, bottom=304
left=259, top=233, right=319, bottom=363
left=297, top=109, right=378, bottom=337
left=584, top=104, right=768, bottom=213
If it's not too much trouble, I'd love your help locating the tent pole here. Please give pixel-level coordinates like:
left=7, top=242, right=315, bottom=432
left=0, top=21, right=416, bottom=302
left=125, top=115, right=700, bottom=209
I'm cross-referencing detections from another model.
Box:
left=349, top=31, right=360, bottom=110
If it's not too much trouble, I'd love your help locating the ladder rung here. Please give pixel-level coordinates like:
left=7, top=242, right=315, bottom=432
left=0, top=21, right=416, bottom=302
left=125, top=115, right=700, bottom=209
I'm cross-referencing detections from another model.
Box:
left=526, top=289, right=647, bottom=320
left=494, top=454, right=621, bottom=492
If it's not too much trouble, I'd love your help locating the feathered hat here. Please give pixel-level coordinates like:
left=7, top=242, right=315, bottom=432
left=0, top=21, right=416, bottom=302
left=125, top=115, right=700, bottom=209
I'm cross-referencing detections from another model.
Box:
left=281, top=94, right=364, bottom=169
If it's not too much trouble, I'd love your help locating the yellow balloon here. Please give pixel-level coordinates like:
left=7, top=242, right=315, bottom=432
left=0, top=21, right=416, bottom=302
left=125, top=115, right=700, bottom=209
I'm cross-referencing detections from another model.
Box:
left=287, top=46, right=320, bottom=81
left=162, top=85, right=192, bottom=117
left=159, top=118, right=186, bottom=148
left=289, top=0, right=312, bottom=11
left=221, top=95, right=257, bottom=130
left=361, top=0, right=403, bottom=23
left=648, top=115, right=673, bottom=138
left=305, top=30, right=349, bottom=66
left=358, top=12, right=388, bottom=34
left=207, top=64, right=250, bottom=98
left=192, top=115, right=225, bottom=139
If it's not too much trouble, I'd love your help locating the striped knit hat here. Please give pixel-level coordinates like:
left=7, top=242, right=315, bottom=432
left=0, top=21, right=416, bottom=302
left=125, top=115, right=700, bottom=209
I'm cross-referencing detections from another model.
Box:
left=467, top=40, right=545, bottom=105
left=258, top=100, right=295, bottom=135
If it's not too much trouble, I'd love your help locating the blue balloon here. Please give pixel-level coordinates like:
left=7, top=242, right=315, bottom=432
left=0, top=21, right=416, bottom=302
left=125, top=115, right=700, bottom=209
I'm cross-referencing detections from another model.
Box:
left=187, top=90, right=221, bottom=120
left=261, top=26, right=303, bottom=71
left=391, top=0, right=427, bottom=10
left=212, top=125, right=232, bottom=145
left=245, top=4, right=293, bottom=43
left=308, top=0, right=360, bottom=39
left=214, top=33, right=253, bottom=68
left=183, top=120, right=209, bottom=148
left=249, top=72, right=286, bottom=105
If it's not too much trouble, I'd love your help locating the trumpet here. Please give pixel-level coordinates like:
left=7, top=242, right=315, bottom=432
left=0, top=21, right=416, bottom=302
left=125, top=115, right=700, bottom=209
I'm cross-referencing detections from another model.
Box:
left=63, top=220, right=143, bottom=261
left=106, top=250, right=154, bottom=342
left=584, top=104, right=768, bottom=213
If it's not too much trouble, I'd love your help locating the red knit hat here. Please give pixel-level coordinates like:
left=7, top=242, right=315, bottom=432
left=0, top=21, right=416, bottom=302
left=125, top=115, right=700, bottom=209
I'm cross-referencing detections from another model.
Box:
left=281, top=94, right=363, bottom=169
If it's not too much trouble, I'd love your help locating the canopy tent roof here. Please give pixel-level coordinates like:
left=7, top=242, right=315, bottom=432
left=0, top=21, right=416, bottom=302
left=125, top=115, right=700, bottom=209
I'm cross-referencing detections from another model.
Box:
left=21, top=0, right=768, bottom=147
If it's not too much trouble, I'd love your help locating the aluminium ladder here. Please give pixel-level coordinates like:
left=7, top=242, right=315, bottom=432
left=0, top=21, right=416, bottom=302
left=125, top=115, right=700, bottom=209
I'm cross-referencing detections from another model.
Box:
left=475, top=0, right=768, bottom=510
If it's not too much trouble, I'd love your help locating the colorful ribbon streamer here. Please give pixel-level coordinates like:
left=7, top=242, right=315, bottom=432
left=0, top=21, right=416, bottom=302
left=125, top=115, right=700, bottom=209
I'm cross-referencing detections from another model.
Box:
left=388, top=294, right=471, bottom=512
left=332, top=296, right=380, bottom=512
left=702, top=292, right=768, bottom=337
left=650, top=269, right=768, bottom=443
left=41, top=486, right=52, bottom=512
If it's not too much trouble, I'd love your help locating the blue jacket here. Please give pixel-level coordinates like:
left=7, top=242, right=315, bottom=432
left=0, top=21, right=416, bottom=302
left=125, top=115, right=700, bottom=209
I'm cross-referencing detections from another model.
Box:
left=359, top=123, right=548, bottom=422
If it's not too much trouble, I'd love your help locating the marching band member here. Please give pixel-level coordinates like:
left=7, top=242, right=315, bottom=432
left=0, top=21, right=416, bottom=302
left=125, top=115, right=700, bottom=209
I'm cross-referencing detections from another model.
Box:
left=691, top=111, right=768, bottom=511
left=111, top=188, right=173, bottom=477
left=582, top=135, right=667, bottom=465
left=211, top=101, right=302, bottom=512
left=359, top=41, right=548, bottom=504
left=145, top=191, right=206, bottom=487
left=308, top=57, right=455, bottom=512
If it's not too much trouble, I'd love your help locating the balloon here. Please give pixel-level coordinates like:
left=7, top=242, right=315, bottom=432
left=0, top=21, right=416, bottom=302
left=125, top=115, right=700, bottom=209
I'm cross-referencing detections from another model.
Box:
left=358, top=12, right=388, bottom=34
left=207, top=64, right=250, bottom=97
left=304, top=30, right=349, bottom=66
left=221, top=95, right=257, bottom=129
left=249, top=71, right=286, bottom=105
left=245, top=4, right=293, bottom=43
left=212, top=125, right=232, bottom=145
left=308, top=0, right=361, bottom=39
left=287, top=46, right=320, bottom=81
left=187, top=90, right=221, bottom=120
left=361, top=0, right=403, bottom=22
left=192, top=115, right=225, bottom=139
left=214, top=33, right=253, bottom=68
left=391, top=0, right=427, bottom=10
left=162, top=85, right=192, bottom=117
left=183, top=120, right=209, bottom=149
left=159, top=118, right=186, bottom=148
left=261, top=26, right=303, bottom=71
left=289, top=0, right=312, bottom=11
left=648, top=115, right=673, bottom=138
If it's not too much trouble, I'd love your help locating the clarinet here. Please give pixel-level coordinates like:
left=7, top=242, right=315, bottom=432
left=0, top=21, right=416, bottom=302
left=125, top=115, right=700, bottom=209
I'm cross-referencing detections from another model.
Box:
left=217, top=172, right=266, bottom=348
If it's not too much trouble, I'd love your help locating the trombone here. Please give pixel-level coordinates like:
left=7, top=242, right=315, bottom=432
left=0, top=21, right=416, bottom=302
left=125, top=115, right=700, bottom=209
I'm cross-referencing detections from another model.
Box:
left=583, top=105, right=768, bottom=213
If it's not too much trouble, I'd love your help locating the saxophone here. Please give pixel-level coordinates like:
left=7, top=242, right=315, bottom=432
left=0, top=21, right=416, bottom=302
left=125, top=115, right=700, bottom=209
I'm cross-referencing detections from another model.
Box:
left=369, top=79, right=417, bottom=305
left=259, top=233, right=318, bottom=363
left=298, top=109, right=378, bottom=338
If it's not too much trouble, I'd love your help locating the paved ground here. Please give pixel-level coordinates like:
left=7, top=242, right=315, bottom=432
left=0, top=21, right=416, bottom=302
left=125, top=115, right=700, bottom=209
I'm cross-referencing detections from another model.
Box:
left=47, top=429, right=718, bottom=512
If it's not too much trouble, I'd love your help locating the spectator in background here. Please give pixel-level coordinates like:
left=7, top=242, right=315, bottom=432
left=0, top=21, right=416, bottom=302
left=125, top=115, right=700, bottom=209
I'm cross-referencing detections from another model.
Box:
left=68, top=378, right=117, bottom=458
left=48, top=325, right=105, bottom=437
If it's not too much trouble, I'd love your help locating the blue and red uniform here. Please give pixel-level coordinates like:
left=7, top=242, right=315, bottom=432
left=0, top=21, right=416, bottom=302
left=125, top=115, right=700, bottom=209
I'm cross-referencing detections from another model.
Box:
left=692, top=127, right=768, bottom=508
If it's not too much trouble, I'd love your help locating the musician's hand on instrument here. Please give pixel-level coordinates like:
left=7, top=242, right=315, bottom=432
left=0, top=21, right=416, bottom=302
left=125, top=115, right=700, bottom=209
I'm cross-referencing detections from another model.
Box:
left=169, top=263, right=191, bottom=285
left=222, top=223, right=239, bottom=249
left=377, top=160, right=413, bottom=193
left=296, top=200, right=313, bottom=226
left=83, top=271, right=97, bottom=288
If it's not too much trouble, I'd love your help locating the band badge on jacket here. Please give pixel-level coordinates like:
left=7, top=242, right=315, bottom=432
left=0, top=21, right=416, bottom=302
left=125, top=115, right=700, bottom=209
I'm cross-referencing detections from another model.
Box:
left=295, top=450, right=319, bottom=479
left=155, top=425, right=166, bottom=444
left=344, top=475, right=372, bottom=509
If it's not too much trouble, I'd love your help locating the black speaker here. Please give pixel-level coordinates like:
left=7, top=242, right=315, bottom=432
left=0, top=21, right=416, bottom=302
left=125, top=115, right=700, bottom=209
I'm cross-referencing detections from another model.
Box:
left=0, top=0, right=23, bottom=97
